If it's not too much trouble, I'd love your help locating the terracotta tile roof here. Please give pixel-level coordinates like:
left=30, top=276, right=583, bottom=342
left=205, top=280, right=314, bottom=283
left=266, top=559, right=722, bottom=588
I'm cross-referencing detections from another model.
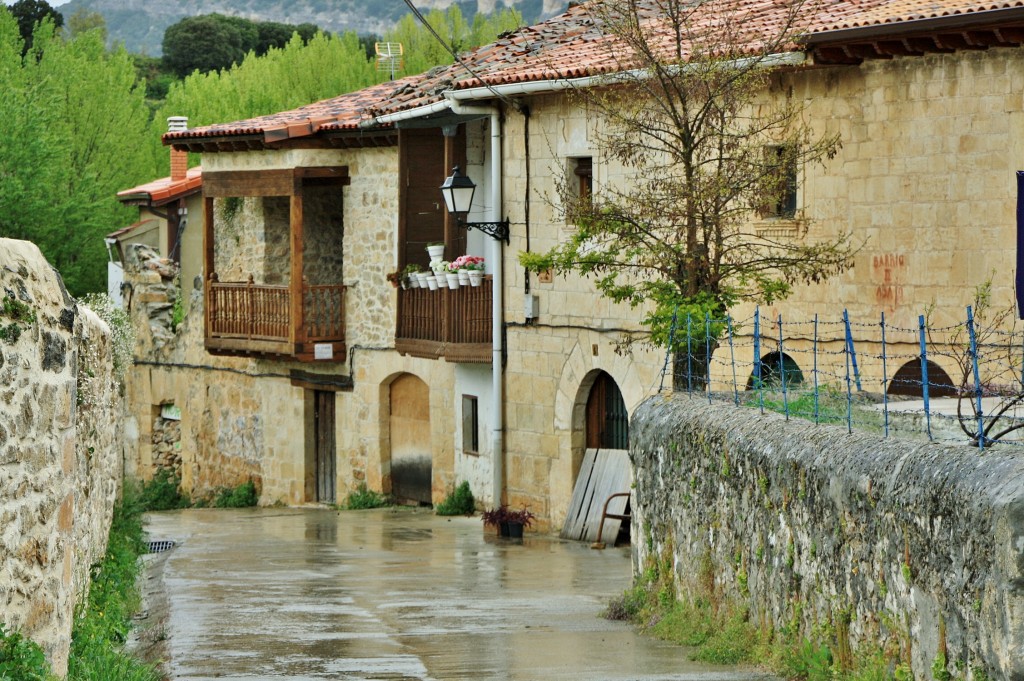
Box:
left=106, top=218, right=160, bottom=241
left=117, top=167, right=203, bottom=205
left=166, top=0, right=1024, bottom=143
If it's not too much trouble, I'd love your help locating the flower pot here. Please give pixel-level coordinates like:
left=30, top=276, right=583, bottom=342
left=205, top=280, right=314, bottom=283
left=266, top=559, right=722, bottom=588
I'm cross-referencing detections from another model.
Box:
left=426, top=275, right=439, bottom=290
left=507, top=521, right=525, bottom=539
left=457, top=270, right=470, bottom=285
left=426, top=244, right=445, bottom=260
left=468, top=270, right=483, bottom=287
left=446, top=273, right=460, bottom=289
left=416, top=272, right=430, bottom=287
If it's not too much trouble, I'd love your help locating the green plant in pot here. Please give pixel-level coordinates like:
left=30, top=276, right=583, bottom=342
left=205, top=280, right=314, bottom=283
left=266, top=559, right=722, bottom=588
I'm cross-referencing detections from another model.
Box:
left=482, top=506, right=534, bottom=538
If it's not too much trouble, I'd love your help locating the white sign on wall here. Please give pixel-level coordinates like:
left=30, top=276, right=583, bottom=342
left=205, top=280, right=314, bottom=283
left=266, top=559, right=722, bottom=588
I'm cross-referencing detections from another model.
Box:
left=314, top=343, right=334, bottom=360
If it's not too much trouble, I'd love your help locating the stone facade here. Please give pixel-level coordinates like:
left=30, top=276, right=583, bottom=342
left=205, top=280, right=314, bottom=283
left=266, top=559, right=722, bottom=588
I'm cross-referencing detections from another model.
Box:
left=122, top=41, right=1024, bottom=535
left=631, top=394, right=1024, bottom=679
left=0, top=239, right=122, bottom=676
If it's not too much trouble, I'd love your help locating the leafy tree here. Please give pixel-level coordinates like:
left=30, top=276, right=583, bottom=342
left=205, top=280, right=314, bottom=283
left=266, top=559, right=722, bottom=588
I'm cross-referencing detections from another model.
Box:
left=161, top=13, right=248, bottom=77
left=7, top=0, right=61, bottom=52
left=520, top=0, right=855, bottom=390
left=66, top=7, right=106, bottom=43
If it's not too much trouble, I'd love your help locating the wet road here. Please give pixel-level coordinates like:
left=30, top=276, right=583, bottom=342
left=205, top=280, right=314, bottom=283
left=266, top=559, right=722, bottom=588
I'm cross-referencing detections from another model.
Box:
left=144, top=507, right=770, bottom=681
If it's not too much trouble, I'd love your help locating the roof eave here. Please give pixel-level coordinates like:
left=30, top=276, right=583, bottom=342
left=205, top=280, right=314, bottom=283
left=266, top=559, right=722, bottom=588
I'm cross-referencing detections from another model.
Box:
left=805, top=6, right=1024, bottom=46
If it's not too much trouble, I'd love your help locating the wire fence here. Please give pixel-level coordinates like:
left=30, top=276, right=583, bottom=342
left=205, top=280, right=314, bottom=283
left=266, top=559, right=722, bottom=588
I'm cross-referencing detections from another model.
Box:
left=659, top=305, right=1024, bottom=450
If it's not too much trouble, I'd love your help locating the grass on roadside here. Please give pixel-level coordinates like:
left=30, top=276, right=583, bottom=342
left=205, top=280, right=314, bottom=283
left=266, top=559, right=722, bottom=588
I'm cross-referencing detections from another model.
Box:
left=341, top=483, right=391, bottom=510
left=603, top=544, right=911, bottom=680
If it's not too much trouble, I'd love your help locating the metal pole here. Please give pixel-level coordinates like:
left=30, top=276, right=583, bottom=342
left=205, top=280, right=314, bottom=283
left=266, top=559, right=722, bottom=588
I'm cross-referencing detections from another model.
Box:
left=659, top=305, right=679, bottom=392
left=728, top=315, right=738, bottom=407
left=687, top=313, right=693, bottom=395
left=778, top=314, right=788, bottom=420
left=881, top=312, right=889, bottom=438
left=754, top=307, right=763, bottom=414
left=845, top=314, right=853, bottom=434
left=844, top=309, right=862, bottom=392
left=706, top=312, right=712, bottom=404
left=813, top=314, right=820, bottom=424
left=967, top=305, right=985, bottom=450
left=919, top=314, right=932, bottom=441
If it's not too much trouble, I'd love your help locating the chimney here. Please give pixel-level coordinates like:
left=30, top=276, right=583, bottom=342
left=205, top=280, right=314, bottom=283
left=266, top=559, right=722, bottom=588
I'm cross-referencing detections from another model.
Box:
left=167, top=116, right=188, bottom=182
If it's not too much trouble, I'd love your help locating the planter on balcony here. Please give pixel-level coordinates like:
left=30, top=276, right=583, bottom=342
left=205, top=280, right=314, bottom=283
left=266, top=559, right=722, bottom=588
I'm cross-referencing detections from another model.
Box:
left=468, top=270, right=483, bottom=287
left=445, top=273, right=460, bottom=289
left=427, top=244, right=445, bottom=260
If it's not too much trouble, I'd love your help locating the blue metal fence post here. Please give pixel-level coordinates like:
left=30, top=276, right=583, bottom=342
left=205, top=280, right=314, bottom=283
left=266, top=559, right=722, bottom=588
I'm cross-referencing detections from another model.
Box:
left=754, top=307, right=764, bottom=413
left=919, top=314, right=933, bottom=441
left=844, top=314, right=853, bottom=433
left=843, top=309, right=862, bottom=392
left=686, top=313, right=694, bottom=394
left=706, top=312, right=713, bottom=404
left=728, top=315, right=738, bottom=406
left=967, top=305, right=985, bottom=450
left=813, top=314, right=820, bottom=424
left=881, top=312, right=889, bottom=438
left=658, top=305, right=679, bottom=392
left=778, top=314, right=789, bottom=419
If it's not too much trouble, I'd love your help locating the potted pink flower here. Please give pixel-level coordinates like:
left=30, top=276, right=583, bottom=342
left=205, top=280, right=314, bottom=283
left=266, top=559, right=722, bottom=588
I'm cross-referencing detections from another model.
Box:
left=452, top=255, right=485, bottom=286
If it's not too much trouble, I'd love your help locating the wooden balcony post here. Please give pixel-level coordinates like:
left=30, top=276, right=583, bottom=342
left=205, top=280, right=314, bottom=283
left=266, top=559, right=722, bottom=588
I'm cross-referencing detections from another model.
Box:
left=290, top=188, right=305, bottom=348
left=246, top=274, right=255, bottom=339
left=203, top=196, right=215, bottom=340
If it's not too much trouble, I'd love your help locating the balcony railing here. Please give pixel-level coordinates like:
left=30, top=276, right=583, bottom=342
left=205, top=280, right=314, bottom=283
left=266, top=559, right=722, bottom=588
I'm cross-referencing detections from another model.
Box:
left=396, top=280, right=492, bottom=363
left=206, top=275, right=346, bottom=362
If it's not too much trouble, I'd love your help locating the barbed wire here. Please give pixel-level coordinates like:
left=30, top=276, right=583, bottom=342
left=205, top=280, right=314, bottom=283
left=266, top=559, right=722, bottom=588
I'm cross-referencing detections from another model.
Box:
left=660, top=306, right=1024, bottom=451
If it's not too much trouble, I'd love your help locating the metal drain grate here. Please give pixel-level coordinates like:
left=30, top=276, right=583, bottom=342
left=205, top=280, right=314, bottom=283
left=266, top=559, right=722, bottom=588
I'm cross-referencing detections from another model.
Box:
left=146, top=540, right=175, bottom=554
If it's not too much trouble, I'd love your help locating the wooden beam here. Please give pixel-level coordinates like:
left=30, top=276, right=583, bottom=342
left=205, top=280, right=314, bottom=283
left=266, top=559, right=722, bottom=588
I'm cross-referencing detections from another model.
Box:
left=204, top=169, right=297, bottom=197
left=290, top=183, right=305, bottom=348
left=204, top=195, right=215, bottom=342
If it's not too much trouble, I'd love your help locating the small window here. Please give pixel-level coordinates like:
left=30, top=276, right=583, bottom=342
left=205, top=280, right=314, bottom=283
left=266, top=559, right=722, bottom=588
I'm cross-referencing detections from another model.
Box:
left=573, top=157, right=593, bottom=202
left=764, top=145, right=797, bottom=219
left=462, top=395, right=479, bottom=454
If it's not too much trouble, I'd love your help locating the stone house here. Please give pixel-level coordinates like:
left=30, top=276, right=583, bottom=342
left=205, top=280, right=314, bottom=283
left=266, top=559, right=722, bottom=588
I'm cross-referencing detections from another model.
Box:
left=121, top=0, right=1024, bottom=529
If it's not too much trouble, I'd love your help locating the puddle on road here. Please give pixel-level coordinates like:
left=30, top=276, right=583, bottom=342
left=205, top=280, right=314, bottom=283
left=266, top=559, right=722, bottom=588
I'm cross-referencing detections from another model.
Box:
left=144, top=508, right=773, bottom=681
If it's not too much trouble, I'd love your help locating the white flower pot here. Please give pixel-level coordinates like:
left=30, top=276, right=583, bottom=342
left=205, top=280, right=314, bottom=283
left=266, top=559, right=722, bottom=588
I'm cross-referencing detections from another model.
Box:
left=468, top=270, right=483, bottom=287
left=446, top=273, right=460, bottom=289
left=417, top=272, right=430, bottom=287
left=426, top=245, right=445, bottom=260
left=457, top=270, right=470, bottom=285
left=426, top=275, right=439, bottom=290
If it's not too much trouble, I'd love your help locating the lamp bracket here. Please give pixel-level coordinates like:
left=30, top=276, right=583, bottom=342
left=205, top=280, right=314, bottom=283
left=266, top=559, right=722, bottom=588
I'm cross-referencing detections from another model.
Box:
left=458, top=218, right=510, bottom=244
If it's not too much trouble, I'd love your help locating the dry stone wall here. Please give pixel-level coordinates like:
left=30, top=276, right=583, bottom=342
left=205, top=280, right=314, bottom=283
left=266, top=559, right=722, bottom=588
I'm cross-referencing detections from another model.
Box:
left=631, top=394, right=1024, bottom=680
left=0, top=238, right=122, bottom=676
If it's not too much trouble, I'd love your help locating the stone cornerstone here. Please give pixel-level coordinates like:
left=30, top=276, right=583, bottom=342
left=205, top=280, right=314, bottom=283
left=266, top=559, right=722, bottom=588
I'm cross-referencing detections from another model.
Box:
left=631, top=394, right=1024, bottom=680
left=0, top=238, right=122, bottom=676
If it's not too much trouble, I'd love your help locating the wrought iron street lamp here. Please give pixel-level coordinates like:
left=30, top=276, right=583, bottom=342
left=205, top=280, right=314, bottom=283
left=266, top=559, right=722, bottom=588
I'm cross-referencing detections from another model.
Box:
left=439, top=166, right=509, bottom=243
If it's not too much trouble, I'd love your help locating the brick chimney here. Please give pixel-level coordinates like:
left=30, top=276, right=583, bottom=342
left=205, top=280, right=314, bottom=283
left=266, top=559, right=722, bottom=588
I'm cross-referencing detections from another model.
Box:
left=167, top=116, right=188, bottom=182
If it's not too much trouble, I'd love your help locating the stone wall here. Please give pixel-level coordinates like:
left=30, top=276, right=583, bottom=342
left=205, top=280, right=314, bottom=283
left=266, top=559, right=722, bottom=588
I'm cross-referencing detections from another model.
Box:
left=631, top=394, right=1024, bottom=679
left=0, top=238, right=122, bottom=676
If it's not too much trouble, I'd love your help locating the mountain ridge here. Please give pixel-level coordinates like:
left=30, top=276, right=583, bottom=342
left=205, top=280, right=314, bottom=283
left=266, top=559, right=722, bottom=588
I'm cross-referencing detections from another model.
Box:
left=59, top=0, right=564, bottom=55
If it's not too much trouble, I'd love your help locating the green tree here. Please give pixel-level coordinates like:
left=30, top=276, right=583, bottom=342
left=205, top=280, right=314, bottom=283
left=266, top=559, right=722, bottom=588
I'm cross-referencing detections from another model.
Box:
left=66, top=7, right=106, bottom=42
left=7, top=0, right=61, bottom=52
left=519, top=0, right=855, bottom=390
left=161, top=14, right=249, bottom=77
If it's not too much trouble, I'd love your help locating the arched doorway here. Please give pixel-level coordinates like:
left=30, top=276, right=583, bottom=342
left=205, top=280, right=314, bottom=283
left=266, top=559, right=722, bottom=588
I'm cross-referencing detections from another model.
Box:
left=389, top=374, right=432, bottom=504
left=563, top=371, right=630, bottom=544
left=585, top=371, right=629, bottom=449
left=746, top=352, right=804, bottom=390
left=888, top=358, right=957, bottom=398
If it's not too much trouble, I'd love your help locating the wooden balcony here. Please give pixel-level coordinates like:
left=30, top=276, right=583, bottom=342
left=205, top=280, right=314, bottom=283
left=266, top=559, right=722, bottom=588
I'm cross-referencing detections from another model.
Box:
left=396, top=280, right=492, bottom=363
left=205, top=275, right=346, bottom=362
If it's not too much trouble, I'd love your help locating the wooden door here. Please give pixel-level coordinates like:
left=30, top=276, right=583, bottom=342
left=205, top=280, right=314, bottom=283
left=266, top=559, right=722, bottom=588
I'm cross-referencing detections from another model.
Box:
left=399, top=128, right=466, bottom=270
left=314, top=391, right=336, bottom=503
left=586, top=372, right=629, bottom=449
left=389, top=374, right=432, bottom=504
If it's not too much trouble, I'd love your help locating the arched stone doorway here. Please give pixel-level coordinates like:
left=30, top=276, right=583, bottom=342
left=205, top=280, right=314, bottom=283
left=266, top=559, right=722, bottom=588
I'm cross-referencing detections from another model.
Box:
left=388, top=373, right=432, bottom=504
left=562, top=370, right=631, bottom=544
left=746, top=351, right=805, bottom=390
left=888, top=358, right=957, bottom=398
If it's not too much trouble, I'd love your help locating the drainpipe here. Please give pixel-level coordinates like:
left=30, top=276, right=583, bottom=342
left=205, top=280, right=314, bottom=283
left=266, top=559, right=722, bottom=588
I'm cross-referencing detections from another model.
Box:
left=445, top=95, right=505, bottom=507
